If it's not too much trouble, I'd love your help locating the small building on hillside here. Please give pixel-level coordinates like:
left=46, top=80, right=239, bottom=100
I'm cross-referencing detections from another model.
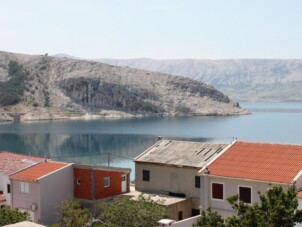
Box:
left=134, top=138, right=229, bottom=220
left=10, top=161, right=73, bottom=225
left=0, top=152, right=45, bottom=208
left=199, top=141, right=302, bottom=218
left=73, top=164, right=131, bottom=204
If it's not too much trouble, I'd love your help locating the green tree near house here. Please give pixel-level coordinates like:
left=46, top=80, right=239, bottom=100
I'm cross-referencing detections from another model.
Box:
left=0, top=208, right=30, bottom=225
left=52, top=199, right=93, bottom=227
left=100, top=195, right=167, bottom=227
left=195, top=184, right=302, bottom=227
left=52, top=195, right=166, bottom=227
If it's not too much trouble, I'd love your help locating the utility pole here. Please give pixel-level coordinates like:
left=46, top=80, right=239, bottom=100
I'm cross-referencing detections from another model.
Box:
left=107, top=152, right=110, bottom=167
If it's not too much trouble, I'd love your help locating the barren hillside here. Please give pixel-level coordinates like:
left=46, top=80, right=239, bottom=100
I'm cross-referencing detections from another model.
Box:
left=0, top=51, right=246, bottom=121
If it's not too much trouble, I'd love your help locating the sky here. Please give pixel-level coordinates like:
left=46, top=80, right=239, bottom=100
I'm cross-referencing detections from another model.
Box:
left=0, top=0, right=301, bottom=59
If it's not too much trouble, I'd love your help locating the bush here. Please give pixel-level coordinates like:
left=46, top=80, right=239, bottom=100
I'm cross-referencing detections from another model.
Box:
left=0, top=208, right=30, bottom=225
left=0, top=61, right=27, bottom=106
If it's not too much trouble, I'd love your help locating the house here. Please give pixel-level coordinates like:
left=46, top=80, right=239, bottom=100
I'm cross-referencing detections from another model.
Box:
left=0, top=152, right=45, bottom=208
left=73, top=164, right=131, bottom=204
left=10, top=160, right=73, bottom=225
left=199, top=141, right=302, bottom=218
left=134, top=138, right=229, bottom=220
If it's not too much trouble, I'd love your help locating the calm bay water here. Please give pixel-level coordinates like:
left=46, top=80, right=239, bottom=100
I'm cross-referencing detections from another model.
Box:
left=1, top=102, right=302, bottom=179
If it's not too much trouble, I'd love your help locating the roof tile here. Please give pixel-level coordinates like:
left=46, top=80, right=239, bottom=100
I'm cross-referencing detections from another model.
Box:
left=207, top=141, right=302, bottom=183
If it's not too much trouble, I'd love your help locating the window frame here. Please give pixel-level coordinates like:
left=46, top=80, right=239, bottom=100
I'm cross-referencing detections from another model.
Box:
left=211, top=182, right=224, bottom=201
left=20, top=182, right=29, bottom=194
left=76, top=179, right=81, bottom=185
left=195, top=176, right=200, bottom=188
left=7, top=184, right=10, bottom=194
left=142, top=170, right=150, bottom=182
left=238, top=185, right=252, bottom=204
left=104, top=177, right=111, bottom=188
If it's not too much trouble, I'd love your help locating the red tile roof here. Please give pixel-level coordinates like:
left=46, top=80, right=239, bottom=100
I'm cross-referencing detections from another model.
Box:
left=206, top=141, right=302, bottom=184
left=297, top=191, right=302, bottom=199
left=10, top=161, right=70, bottom=181
left=0, top=151, right=45, bottom=175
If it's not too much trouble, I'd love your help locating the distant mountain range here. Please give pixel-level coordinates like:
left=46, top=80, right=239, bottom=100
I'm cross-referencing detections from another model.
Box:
left=0, top=51, right=246, bottom=121
left=96, top=58, right=302, bottom=102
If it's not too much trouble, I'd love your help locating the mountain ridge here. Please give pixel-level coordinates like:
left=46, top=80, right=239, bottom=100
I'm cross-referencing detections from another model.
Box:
left=95, top=58, right=302, bottom=102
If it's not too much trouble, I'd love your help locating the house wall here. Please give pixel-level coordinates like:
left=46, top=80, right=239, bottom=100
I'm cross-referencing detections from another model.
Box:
left=0, top=172, right=3, bottom=191
left=40, top=165, right=74, bottom=225
left=94, top=170, right=126, bottom=199
left=3, top=175, right=11, bottom=206
left=135, top=163, right=200, bottom=209
left=11, top=180, right=41, bottom=222
left=74, top=168, right=93, bottom=200
left=201, top=175, right=289, bottom=217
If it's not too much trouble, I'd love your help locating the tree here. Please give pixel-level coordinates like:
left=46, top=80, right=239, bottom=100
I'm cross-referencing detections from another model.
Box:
left=0, top=207, right=30, bottom=225
left=52, top=199, right=93, bottom=227
left=195, top=184, right=302, bottom=227
left=100, top=194, right=167, bottom=227
left=194, top=208, right=225, bottom=227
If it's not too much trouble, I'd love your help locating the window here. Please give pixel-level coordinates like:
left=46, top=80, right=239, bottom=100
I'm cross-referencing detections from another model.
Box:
left=239, top=186, right=252, bottom=203
left=20, top=182, right=29, bottom=193
left=192, top=209, right=200, bottom=216
left=7, top=184, right=10, bottom=194
left=121, top=176, right=126, bottom=181
left=104, top=177, right=110, bottom=188
left=212, top=183, right=223, bottom=200
left=178, top=211, right=183, bottom=220
left=76, top=179, right=81, bottom=185
left=195, top=176, right=200, bottom=188
left=143, top=170, right=150, bottom=181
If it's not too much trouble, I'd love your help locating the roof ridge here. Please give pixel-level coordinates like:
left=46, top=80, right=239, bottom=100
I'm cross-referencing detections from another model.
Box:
left=0, top=151, right=47, bottom=159
left=237, top=140, right=302, bottom=147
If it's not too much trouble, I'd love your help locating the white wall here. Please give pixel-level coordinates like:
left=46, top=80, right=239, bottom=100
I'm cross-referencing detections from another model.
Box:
left=40, top=164, right=74, bottom=225
left=136, top=163, right=200, bottom=208
left=171, top=215, right=200, bottom=227
left=201, top=175, right=289, bottom=214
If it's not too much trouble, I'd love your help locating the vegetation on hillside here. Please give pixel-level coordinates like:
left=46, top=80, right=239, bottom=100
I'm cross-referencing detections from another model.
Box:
left=0, top=61, right=28, bottom=106
left=194, top=184, right=302, bottom=227
left=0, top=208, right=30, bottom=225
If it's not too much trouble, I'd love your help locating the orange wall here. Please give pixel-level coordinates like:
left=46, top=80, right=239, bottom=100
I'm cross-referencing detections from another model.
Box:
left=74, top=167, right=128, bottom=200
left=74, top=168, right=93, bottom=200
left=95, top=170, right=123, bottom=199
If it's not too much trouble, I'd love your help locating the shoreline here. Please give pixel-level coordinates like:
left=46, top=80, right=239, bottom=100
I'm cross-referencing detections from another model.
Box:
left=0, top=110, right=249, bottom=123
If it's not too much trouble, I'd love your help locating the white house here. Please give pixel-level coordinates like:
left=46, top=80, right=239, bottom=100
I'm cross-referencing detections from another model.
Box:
left=199, top=141, right=302, bottom=218
left=0, top=152, right=45, bottom=208
left=10, top=160, right=74, bottom=225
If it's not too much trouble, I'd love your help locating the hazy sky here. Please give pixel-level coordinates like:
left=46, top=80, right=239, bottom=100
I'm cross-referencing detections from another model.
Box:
left=0, top=0, right=301, bottom=59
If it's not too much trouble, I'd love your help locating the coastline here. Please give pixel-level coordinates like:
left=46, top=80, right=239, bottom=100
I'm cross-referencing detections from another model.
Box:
left=0, top=109, right=249, bottom=123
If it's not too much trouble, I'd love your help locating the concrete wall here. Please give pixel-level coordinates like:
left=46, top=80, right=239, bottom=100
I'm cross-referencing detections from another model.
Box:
left=135, top=163, right=200, bottom=209
left=201, top=175, right=289, bottom=215
left=171, top=215, right=200, bottom=227
left=40, top=164, right=74, bottom=225
left=168, top=198, right=192, bottom=221
left=11, top=180, right=41, bottom=222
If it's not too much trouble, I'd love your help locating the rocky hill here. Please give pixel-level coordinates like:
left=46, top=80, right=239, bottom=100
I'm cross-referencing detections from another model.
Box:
left=98, top=58, right=302, bottom=102
left=0, top=51, right=246, bottom=121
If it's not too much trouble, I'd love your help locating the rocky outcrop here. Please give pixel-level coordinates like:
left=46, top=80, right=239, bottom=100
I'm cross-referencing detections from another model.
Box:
left=0, top=51, right=247, bottom=121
